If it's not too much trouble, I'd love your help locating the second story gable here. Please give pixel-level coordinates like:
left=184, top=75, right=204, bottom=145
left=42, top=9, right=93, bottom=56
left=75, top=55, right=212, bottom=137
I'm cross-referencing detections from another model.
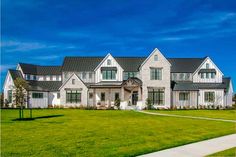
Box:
left=192, top=57, right=223, bottom=83
left=94, top=53, right=123, bottom=83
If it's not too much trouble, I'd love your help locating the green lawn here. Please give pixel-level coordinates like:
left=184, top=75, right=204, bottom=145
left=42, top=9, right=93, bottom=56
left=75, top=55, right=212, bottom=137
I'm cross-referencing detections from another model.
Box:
left=207, top=147, right=236, bottom=157
left=147, top=110, right=236, bottom=120
left=1, top=109, right=236, bottom=157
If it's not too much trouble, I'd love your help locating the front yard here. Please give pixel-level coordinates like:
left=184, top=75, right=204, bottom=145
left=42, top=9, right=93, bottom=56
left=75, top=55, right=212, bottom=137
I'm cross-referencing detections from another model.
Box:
left=147, top=110, right=236, bottom=120
left=1, top=109, right=236, bottom=157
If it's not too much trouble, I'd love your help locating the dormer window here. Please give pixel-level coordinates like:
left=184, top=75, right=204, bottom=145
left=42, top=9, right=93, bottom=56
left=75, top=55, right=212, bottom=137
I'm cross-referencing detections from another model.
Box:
left=206, top=63, right=209, bottom=69
left=154, top=55, right=158, bottom=61
left=107, top=59, right=111, bottom=65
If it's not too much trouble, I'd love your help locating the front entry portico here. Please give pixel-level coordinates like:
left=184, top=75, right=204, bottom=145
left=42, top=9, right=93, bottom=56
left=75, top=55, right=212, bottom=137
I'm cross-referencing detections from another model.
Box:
left=120, top=77, right=143, bottom=109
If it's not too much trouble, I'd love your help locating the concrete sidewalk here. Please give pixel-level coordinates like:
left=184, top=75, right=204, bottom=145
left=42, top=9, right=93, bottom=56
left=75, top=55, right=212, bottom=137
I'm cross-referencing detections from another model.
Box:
left=138, top=111, right=236, bottom=123
left=139, top=134, right=236, bottom=157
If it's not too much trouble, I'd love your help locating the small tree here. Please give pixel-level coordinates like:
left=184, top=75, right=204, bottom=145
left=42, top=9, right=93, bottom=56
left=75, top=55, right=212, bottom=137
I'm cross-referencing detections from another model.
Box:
left=13, top=78, right=29, bottom=119
left=146, top=98, right=153, bottom=110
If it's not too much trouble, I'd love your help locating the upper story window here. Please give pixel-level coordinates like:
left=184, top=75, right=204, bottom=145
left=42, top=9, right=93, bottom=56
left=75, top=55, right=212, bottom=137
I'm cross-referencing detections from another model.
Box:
left=107, top=59, right=111, bottom=65
left=211, top=73, right=215, bottom=79
left=172, top=73, right=177, bottom=80
left=33, top=75, right=37, bottom=80
left=82, top=72, right=86, bottom=79
left=179, top=73, right=184, bottom=80
left=154, top=55, right=158, bottom=61
left=102, top=70, right=116, bottom=80
left=123, top=72, right=137, bottom=80
left=72, top=79, right=75, bottom=84
left=25, top=74, right=31, bottom=80
left=150, top=68, right=162, bottom=80
left=206, top=63, right=210, bottom=69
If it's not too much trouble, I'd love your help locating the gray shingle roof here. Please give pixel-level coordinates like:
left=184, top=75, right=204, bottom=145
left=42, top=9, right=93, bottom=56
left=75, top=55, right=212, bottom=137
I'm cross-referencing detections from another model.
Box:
left=168, top=58, right=205, bottom=73
left=172, top=78, right=231, bottom=91
left=62, top=57, right=103, bottom=71
left=62, top=56, right=205, bottom=73
left=19, top=63, right=61, bottom=75
left=9, top=69, right=23, bottom=80
left=115, top=57, right=145, bottom=72
left=28, top=81, right=62, bottom=91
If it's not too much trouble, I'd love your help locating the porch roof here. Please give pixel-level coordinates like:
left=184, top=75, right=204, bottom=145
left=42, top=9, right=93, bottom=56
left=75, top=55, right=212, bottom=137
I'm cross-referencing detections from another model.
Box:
left=88, top=81, right=122, bottom=88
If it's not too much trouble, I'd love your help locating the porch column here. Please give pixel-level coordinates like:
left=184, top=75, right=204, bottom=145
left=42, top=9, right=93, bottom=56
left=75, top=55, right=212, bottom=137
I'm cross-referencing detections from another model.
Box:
left=93, top=88, right=96, bottom=107
left=108, top=88, right=111, bottom=107
left=121, top=87, right=125, bottom=101
left=138, top=86, right=142, bottom=101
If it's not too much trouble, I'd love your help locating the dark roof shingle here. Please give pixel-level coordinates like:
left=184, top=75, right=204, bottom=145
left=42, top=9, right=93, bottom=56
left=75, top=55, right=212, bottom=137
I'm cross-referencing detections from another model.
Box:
left=9, top=69, right=23, bottom=80
left=168, top=58, right=205, bottom=73
left=62, top=56, right=205, bottom=73
left=28, top=81, right=62, bottom=91
left=19, top=63, right=61, bottom=75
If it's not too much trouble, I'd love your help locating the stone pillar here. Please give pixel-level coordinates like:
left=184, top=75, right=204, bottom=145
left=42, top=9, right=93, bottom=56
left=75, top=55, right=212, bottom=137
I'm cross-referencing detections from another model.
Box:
left=138, top=86, right=142, bottom=101
left=121, top=87, right=125, bottom=101
left=108, top=88, right=111, bottom=107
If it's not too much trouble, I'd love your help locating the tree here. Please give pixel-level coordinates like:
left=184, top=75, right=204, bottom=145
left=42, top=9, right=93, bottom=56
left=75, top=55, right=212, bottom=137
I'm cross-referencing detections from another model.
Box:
left=13, top=78, right=29, bottom=119
left=0, top=93, right=4, bottom=108
left=233, top=94, right=236, bottom=103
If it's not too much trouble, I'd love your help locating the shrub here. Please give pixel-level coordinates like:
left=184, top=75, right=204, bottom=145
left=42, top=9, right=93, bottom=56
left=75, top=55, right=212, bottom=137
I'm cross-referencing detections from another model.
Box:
left=145, top=98, right=153, bottom=110
left=114, top=98, right=121, bottom=109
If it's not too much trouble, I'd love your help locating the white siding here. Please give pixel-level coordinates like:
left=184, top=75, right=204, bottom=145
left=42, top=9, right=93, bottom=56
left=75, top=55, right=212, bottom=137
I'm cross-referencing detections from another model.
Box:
left=95, top=54, right=123, bottom=83
left=198, top=89, right=224, bottom=106
left=172, top=91, right=198, bottom=108
left=28, top=91, right=48, bottom=108
left=3, top=72, right=15, bottom=107
left=193, top=58, right=223, bottom=83
left=48, top=92, right=61, bottom=106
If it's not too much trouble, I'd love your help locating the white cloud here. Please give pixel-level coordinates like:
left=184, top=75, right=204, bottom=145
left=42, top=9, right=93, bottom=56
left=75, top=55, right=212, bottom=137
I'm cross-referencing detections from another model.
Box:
left=1, top=40, right=57, bottom=52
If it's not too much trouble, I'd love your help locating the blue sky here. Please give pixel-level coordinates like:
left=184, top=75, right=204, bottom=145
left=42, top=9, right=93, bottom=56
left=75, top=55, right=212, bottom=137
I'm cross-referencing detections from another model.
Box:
left=1, top=0, right=236, bottom=91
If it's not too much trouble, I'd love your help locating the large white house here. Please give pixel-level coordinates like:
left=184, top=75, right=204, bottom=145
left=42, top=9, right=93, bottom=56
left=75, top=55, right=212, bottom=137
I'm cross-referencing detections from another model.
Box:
left=3, top=48, right=234, bottom=109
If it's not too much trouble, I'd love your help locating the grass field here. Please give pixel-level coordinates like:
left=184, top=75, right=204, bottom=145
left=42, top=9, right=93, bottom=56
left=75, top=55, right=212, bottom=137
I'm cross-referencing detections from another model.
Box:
left=147, top=110, right=236, bottom=120
left=1, top=109, right=236, bottom=157
left=207, top=147, right=236, bottom=157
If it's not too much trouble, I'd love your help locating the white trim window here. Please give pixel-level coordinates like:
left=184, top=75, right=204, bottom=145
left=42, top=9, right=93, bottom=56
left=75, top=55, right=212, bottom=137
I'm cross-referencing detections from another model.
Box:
left=32, top=93, right=43, bottom=99
left=204, top=92, right=215, bottom=103
left=179, top=92, right=189, bottom=101
left=150, top=68, right=162, bottom=80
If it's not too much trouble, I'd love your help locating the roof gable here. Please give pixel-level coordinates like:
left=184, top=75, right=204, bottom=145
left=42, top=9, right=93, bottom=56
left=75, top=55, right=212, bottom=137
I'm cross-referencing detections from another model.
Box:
left=140, top=48, right=171, bottom=68
left=193, top=57, right=223, bottom=75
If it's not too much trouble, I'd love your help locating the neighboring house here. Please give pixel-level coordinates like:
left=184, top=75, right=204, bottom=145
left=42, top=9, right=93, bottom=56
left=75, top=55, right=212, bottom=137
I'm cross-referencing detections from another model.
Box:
left=3, top=48, right=234, bottom=109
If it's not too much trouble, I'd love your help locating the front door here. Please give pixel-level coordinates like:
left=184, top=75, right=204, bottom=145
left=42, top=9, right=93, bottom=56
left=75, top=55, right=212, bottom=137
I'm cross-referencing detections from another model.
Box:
left=132, top=91, right=138, bottom=105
